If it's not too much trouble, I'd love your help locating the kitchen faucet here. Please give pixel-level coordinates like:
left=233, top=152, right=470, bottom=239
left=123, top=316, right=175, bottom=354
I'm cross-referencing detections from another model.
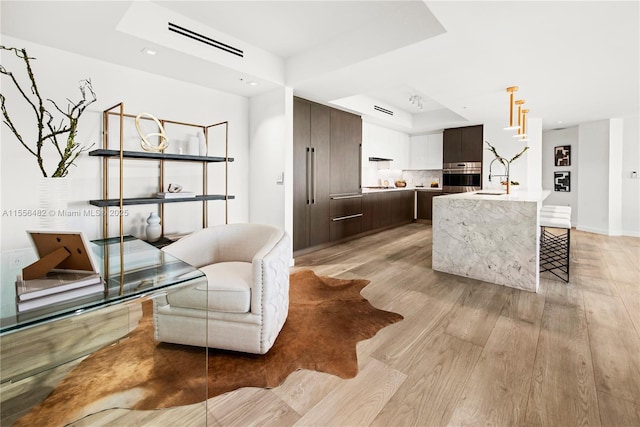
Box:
left=488, top=156, right=511, bottom=194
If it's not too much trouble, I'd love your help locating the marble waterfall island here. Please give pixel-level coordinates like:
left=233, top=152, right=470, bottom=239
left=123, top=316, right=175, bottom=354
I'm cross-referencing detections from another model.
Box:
left=432, top=191, right=550, bottom=293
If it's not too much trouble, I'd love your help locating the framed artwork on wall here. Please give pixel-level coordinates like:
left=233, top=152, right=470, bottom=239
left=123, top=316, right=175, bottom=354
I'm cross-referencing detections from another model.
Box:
left=554, top=145, right=571, bottom=166
left=554, top=171, right=571, bottom=192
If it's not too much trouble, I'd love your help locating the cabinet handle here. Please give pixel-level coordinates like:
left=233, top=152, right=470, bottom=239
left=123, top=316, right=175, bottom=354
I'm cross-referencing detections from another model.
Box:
left=312, top=147, right=317, bottom=204
left=359, top=143, right=362, bottom=190
left=330, top=194, right=363, bottom=200
left=306, top=147, right=311, bottom=205
left=332, top=213, right=363, bottom=221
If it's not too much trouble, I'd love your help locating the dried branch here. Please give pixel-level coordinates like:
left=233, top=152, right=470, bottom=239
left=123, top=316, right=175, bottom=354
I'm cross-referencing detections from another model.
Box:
left=485, top=140, right=529, bottom=166
left=485, top=141, right=507, bottom=167
left=0, top=46, right=97, bottom=177
left=509, top=145, right=529, bottom=163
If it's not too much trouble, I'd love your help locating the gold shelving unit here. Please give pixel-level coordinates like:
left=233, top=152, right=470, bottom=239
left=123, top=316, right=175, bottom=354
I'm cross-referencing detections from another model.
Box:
left=90, top=102, right=234, bottom=245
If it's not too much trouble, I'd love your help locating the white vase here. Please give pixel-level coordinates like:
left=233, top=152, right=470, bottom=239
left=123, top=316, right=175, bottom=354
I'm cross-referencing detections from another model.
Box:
left=188, top=135, right=200, bottom=156
left=197, top=131, right=207, bottom=156
left=38, top=177, right=69, bottom=229
left=146, top=212, right=162, bottom=242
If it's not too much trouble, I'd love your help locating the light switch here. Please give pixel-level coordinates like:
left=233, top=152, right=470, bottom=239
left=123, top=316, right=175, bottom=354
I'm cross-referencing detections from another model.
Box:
left=276, top=172, right=284, bottom=184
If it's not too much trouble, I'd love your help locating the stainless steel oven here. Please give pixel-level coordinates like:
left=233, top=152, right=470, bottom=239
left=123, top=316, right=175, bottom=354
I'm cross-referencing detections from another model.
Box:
left=442, top=162, right=482, bottom=193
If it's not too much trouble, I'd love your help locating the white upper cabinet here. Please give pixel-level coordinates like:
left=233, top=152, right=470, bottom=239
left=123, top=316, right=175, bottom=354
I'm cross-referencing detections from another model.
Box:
left=409, top=133, right=443, bottom=169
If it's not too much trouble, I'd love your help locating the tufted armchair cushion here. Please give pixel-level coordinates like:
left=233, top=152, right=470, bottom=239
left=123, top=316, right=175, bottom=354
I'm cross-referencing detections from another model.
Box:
left=153, top=223, right=290, bottom=354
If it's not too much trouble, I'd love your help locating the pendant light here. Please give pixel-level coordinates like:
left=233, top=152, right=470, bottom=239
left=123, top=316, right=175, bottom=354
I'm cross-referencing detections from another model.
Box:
left=519, top=109, right=529, bottom=142
left=504, top=86, right=520, bottom=130
left=512, top=99, right=527, bottom=138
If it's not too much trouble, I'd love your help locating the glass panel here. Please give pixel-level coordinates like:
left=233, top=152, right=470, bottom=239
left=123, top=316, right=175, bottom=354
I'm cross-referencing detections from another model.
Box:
left=0, top=237, right=207, bottom=425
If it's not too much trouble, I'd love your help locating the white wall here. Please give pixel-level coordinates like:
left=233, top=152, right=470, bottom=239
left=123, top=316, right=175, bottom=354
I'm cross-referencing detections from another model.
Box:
left=482, top=120, right=538, bottom=190
left=0, top=36, right=250, bottom=252
left=621, top=115, right=640, bottom=236
left=408, top=132, right=443, bottom=170
left=544, top=116, right=638, bottom=237
left=609, top=119, right=624, bottom=236
left=525, top=118, right=543, bottom=191
left=542, top=126, right=579, bottom=225
left=248, top=87, right=288, bottom=229
left=577, top=120, right=614, bottom=235
left=361, top=121, right=410, bottom=186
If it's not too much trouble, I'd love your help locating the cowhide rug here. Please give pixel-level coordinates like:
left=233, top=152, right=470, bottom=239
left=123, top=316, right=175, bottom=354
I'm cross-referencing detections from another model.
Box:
left=15, top=270, right=403, bottom=426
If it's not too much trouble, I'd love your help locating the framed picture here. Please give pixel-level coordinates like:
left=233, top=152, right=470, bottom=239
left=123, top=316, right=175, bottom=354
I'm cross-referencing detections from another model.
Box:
left=554, top=171, right=571, bottom=192
left=554, top=145, right=571, bottom=166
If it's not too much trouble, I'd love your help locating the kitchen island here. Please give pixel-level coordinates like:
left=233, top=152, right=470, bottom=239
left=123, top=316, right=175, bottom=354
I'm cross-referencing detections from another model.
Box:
left=432, top=190, right=550, bottom=293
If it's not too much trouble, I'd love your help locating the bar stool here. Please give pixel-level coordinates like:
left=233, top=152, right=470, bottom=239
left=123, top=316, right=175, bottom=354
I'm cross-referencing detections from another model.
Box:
left=541, top=205, right=572, bottom=215
left=539, top=206, right=571, bottom=282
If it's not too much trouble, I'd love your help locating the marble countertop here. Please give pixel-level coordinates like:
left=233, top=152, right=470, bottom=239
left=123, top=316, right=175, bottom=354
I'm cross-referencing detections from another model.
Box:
left=440, top=190, right=550, bottom=203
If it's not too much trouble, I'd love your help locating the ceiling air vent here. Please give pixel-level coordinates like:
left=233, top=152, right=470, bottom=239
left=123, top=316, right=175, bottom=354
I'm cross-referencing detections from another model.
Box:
left=374, top=105, right=394, bottom=116
left=168, top=22, right=244, bottom=58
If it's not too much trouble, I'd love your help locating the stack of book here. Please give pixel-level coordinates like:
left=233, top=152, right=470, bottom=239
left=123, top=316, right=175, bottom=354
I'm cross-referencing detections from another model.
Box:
left=15, top=271, right=104, bottom=312
left=156, top=191, right=196, bottom=198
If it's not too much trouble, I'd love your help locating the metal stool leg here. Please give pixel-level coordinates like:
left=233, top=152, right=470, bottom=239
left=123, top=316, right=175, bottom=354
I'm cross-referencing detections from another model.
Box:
left=539, top=225, right=570, bottom=282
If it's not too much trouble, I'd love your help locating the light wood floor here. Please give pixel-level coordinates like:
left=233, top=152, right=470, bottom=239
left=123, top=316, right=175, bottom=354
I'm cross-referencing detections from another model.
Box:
left=38, top=224, right=640, bottom=425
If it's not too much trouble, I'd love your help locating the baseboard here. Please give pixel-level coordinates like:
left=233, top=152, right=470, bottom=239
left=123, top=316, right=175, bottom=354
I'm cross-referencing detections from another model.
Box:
left=575, top=225, right=639, bottom=237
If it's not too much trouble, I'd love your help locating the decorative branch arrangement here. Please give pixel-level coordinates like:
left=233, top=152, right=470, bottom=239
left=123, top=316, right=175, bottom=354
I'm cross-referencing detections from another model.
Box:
left=485, top=140, right=529, bottom=167
left=0, top=46, right=97, bottom=177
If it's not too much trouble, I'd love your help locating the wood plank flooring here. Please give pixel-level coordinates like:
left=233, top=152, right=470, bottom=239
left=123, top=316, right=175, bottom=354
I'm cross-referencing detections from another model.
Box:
left=10, top=223, right=640, bottom=426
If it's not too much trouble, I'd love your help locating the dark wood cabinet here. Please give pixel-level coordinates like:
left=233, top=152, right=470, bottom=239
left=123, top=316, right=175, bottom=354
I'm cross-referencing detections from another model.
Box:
left=461, top=125, right=484, bottom=161
left=443, top=127, right=462, bottom=164
left=329, top=195, right=362, bottom=241
left=390, top=191, right=414, bottom=224
left=294, top=97, right=362, bottom=252
left=443, top=125, right=483, bottom=163
left=417, top=191, right=438, bottom=220
left=330, top=108, right=362, bottom=196
left=361, top=194, right=374, bottom=233
left=371, top=193, right=392, bottom=230
left=293, top=98, right=331, bottom=251
left=363, top=191, right=412, bottom=232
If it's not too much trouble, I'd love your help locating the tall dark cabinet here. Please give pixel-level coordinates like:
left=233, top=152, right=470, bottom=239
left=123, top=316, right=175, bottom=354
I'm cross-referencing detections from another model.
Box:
left=293, top=98, right=331, bottom=251
left=330, top=108, right=362, bottom=195
left=294, top=97, right=363, bottom=252
left=443, top=124, right=484, bottom=163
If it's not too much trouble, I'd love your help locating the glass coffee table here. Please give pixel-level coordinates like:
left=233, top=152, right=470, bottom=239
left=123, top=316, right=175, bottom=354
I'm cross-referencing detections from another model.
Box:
left=0, top=236, right=204, bottom=333
left=0, top=236, right=208, bottom=425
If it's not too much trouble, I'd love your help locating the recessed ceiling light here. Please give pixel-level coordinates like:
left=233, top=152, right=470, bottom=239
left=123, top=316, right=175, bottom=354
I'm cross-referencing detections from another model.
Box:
left=239, top=78, right=258, bottom=86
left=556, top=120, right=563, bottom=124
left=141, top=48, right=157, bottom=56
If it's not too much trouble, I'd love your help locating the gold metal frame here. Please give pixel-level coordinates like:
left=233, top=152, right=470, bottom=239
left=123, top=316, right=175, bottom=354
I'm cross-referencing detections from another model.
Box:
left=100, top=105, right=230, bottom=289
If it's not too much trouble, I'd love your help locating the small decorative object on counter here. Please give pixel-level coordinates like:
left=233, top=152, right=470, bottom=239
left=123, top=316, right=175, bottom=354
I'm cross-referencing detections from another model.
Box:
left=430, top=181, right=439, bottom=188
left=146, top=212, right=162, bottom=242
left=502, top=180, right=520, bottom=192
left=394, top=180, right=407, bottom=188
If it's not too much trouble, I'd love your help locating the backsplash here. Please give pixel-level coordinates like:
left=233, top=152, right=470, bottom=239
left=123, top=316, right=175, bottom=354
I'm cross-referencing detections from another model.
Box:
left=362, top=166, right=443, bottom=188
left=401, top=170, right=443, bottom=188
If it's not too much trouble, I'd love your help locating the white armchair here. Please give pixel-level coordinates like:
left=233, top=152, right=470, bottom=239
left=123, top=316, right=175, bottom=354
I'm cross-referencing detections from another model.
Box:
left=153, top=223, right=290, bottom=354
